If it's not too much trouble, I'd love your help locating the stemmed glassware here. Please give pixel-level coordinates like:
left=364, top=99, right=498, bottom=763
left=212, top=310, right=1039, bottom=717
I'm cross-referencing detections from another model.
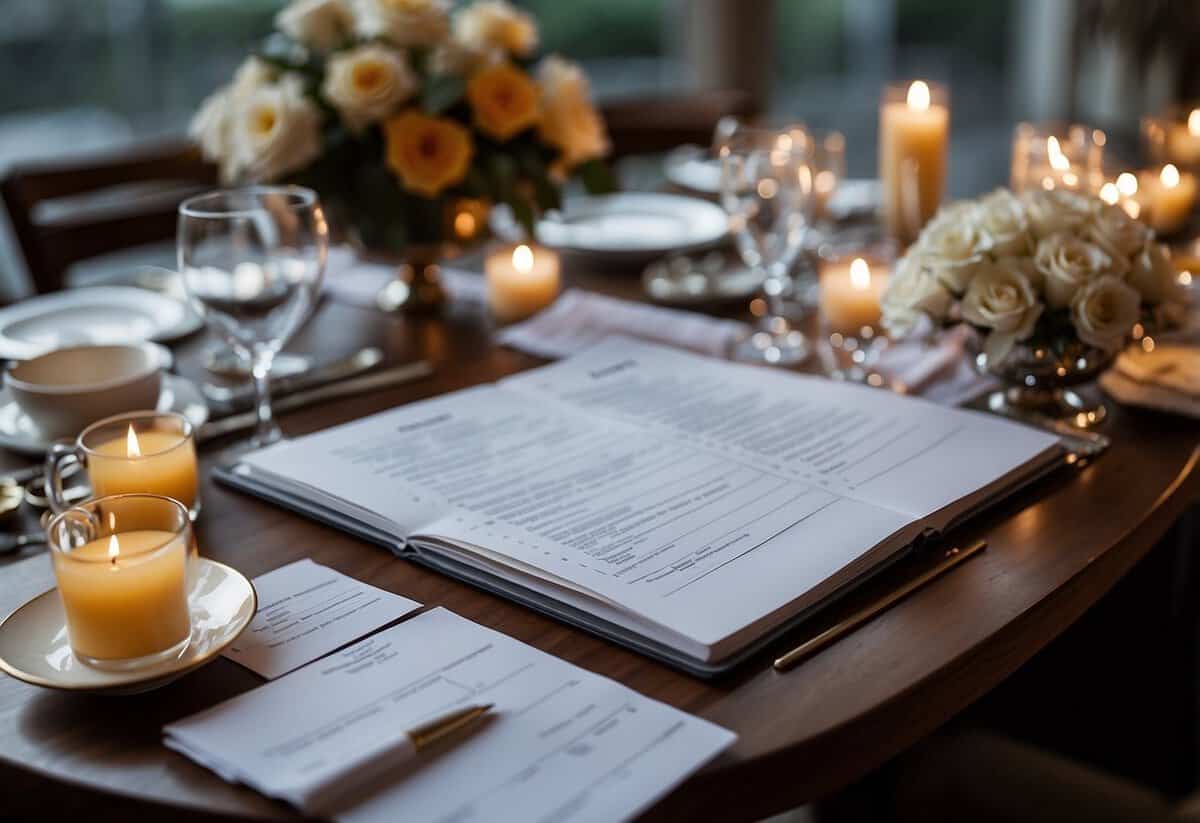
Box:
left=177, top=186, right=328, bottom=447
left=719, top=126, right=820, bottom=365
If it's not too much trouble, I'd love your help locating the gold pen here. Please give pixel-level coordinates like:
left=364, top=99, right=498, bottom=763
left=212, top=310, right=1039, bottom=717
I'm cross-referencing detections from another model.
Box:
left=407, top=703, right=494, bottom=751
left=773, top=539, right=987, bottom=672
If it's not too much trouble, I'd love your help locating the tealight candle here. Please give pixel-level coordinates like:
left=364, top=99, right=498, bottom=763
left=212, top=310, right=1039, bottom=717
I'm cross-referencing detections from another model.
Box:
left=485, top=243, right=561, bottom=322
left=879, top=80, right=949, bottom=244
left=47, top=494, right=193, bottom=668
left=1137, top=164, right=1197, bottom=235
left=819, top=257, right=890, bottom=336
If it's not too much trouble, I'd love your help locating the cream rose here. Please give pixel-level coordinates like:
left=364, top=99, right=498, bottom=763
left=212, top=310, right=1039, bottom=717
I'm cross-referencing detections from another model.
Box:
left=453, top=0, right=538, bottom=59
left=277, top=0, right=354, bottom=52
left=1020, top=189, right=1094, bottom=239
left=1070, top=274, right=1141, bottom=352
left=322, top=45, right=416, bottom=132
left=880, top=253, right=954, bottom=337
left=913, top=216, right=989, bottom=294
left=1082, top=204, right=1147, bottom=269
left=1033, top=232, right=1114, bottom=309
left=231, top=76, right=323, bottom=182
left=190, top=58, right=277, bottom=182
left=960, top=261, right=1043, bottom=362
left=354, top=0, right=450, bottom=47
left=1127, top=241, right=1184, bottom=304
left=977, top=188, right=1032, bottom=256
left=537, top=56, right=610, bottom=170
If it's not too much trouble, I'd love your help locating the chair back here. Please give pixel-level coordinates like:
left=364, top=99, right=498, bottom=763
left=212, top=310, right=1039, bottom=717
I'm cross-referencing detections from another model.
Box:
left=600, top=89, right=759, bottom=157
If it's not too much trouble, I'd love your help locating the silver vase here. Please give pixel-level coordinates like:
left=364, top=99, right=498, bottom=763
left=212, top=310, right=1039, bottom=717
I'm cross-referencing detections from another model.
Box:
left=975, top=339, right=1114, bottom=429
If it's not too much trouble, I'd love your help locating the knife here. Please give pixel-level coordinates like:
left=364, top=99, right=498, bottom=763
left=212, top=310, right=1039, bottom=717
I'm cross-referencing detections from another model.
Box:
left=203, top=347, right=385, bottom=413
left=197, top=360, right=434, bottom=443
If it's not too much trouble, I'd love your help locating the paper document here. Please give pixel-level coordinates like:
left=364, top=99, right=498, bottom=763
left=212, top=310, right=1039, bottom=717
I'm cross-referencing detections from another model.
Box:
left=167, top=608, right=736, bottom=821
left=222, top=559, right=421, bottom=679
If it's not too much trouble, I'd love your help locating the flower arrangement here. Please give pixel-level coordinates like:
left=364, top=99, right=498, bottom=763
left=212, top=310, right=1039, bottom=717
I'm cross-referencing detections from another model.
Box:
left=190, top=0, right=614, bottom=251
left=882, top=188, right=1188, bottom=363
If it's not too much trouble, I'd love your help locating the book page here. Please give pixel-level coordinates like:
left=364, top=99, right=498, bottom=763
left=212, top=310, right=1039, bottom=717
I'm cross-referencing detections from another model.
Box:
left=500, top=336, right=1059, bottom=519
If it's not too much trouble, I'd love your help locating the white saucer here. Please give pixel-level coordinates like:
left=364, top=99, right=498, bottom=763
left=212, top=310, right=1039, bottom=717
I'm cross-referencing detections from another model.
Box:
left=0, top=558, right=256, bottom=695
left=0, top=286, right=202, bottom=361
left=0, top=374, right=210, bottom=457
left=536, top=193, right=729, bottom=263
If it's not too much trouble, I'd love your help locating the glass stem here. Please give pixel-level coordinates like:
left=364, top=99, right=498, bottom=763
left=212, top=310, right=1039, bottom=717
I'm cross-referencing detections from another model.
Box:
left=250, top=350, right=276, bottom=445
left=763, top=263, right=788, bottom=326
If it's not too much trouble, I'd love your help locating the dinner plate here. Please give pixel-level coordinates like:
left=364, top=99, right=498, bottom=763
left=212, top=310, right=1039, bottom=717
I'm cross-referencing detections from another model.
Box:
left=536, top=193, right=729, bottom=263
left=0, top=286, right=202, bottom=361
left=0, top=558, right=256, bottom=695
left=0, top=374, right=209, bottom=457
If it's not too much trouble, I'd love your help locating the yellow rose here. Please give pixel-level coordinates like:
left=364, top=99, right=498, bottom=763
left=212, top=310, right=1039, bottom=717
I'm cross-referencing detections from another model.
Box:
left=384, top=110, right=473, bottom=197
left=536, top=56, right=609, bottom=171
left=466, top=63, right=540, bottom=141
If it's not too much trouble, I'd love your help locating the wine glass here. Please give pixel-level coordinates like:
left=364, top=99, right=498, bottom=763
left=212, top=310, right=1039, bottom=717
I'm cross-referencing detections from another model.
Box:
left=720, top=126, right=818, bottom=365
left=177, top=186, right=328, bottom=447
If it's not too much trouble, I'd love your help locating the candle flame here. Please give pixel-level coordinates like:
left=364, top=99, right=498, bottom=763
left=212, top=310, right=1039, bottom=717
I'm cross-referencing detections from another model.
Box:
left=107, top=533, right=119, bottom=565
left=1116, top=172, right=1138, bottom=197
left=453, top=211, right=476, bottom=238
left=126, top=424, right=141, bottom=458
left=1189, top=109, right=1200, bottom=136
left=1047, top=136, right=1070, bottom=171
left=512, top=244, right=534, bottom=275
left=906, top=81, right=930, bottom=112
left=849, top=258, right=871, bottom=290
left=1099, top=182, right=1119, bottom=205
left=1161, top=163, right=1181, bottom=188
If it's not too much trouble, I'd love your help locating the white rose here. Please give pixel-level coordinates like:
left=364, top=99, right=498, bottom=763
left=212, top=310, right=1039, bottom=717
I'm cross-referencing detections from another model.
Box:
left=277, top=0, right=354, bottom=52
left=1071, top=274, right=1141, bottom=352
left=1033, top=232, right=1114, bottom=309
left=353, top=0, right=450, bottom=47
left=231, top=56, right=277, bottom=100
left=1127, top=241, right=1185, bottom=305
left=191, top=58, right=283, bottom=183
left=961, top=261, right=1043, bottom=363
left=322, top=45, right=416, bottom=132
left=1020, top=189, right=1095, bottom=239
left=880, top=253, right=954, bottom=337
left=537, top=56, right=610, bottom=170
left=428, top=39, right=498, bottom=74
left=977, top=189, right=1032, bottom=257
left=913, top=216, right=989, bottom=294
left=922, top=200, right=977, bottom=234
left=232, top=76, right=323, bottom=182
left=453, top=0, right=538, bottom=59
left=1082, top=204, right=1147, bottom=269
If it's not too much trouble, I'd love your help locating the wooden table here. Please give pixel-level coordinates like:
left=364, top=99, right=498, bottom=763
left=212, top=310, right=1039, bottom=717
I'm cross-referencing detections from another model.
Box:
left=1, top=268, right=1198, bottom=822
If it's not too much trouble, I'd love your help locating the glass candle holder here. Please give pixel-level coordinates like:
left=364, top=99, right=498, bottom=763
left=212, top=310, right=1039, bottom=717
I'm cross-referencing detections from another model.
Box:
left=1010, top=122, right=1106, bottom=195
left=47, top=494, right=193, bottom=670
left=45, top=411, right=200, bottom=519
left=817, top=244, right=894, bottom=382
left=879, top=80, right=949, bottom=244
left=1145, top=103, right=1200, bottom=170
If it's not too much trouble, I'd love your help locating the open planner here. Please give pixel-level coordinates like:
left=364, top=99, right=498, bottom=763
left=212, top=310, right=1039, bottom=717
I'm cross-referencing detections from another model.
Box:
left=217, top=337, right=1062, bottom=677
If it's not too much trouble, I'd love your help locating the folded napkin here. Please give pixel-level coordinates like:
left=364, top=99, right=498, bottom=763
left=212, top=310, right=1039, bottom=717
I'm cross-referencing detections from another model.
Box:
left=871, top=325, right=998, bottom=407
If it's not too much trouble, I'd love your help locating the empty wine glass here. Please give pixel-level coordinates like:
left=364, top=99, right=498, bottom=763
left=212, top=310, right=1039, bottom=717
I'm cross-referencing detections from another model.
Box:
left=177, top=186, right=328, bottom=447
left=720, top=126, right=818, bottom=365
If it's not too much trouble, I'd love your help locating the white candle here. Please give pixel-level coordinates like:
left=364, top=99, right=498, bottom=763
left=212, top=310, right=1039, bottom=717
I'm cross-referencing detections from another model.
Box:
left=1166, top=108, right=1200, bottom=167
left=819, top=257, right=890, bottom=336
left=879, top=80, right=949, bottom=244
left=485, top=243, right=560, bottom=322
left=1137, top=163, right=1197, bottom=235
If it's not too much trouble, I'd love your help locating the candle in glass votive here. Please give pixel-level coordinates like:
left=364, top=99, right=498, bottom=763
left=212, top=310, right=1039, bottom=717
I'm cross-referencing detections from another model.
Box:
left=485, top=243, right=560, bottom=322
left=1167, top=108, right=1200, bottom=167
left=879, top=80, right=949, bottom=244
left=89, top=422, right=199, bottom=512
left=820, top=257, right=890, bottom=336
left=1138, top=164, right=1197, bottom=235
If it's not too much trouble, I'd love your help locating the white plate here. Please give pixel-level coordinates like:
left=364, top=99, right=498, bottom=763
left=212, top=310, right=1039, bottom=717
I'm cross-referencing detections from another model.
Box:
left=0, top=374, right=210, bottom=457
left=0, top=558, right=256, bottom=695
left=536, top=193, right=729, bottom=262
left=0, top=286, right=202, bottom=361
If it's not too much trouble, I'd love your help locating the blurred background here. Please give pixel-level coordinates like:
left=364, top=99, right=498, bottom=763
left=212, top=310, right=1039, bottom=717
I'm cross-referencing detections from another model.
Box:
left=0, top=0, right=1195, bottom=300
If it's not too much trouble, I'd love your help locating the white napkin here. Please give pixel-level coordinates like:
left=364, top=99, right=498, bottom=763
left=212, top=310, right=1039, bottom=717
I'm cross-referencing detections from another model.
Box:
left=323, top=246, right=485, bottom=308
left=871, top=325, right=998, bottom=406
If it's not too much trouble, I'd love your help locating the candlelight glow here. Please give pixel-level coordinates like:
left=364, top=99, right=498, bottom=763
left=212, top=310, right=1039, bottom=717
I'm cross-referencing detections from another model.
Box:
left=1161, top=163, right=1181, bottom=188
left=512, top=244, right=534, bottom=275
left=453, top=210, right=476, bottom=238
left=849, top=258, right=871, bottom=290
left=126, top=424, right=141, bottom=458
left=1189, top=109, right=1200, bottom=136
left=1047, top=136, right=1070, bottom=171
left=1099, top=182, right=1119, bottom=205
left=906, top=81, right=930, bottom=112
left=1116, top=172, right=1138, bottom=197
left=107, top=533, right=119, bottom=564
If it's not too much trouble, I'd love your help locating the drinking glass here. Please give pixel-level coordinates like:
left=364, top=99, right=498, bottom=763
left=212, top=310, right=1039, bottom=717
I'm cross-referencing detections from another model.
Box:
left=720, top=126, right=818, bottom=365
left=178, top=186, right=328, bottom=447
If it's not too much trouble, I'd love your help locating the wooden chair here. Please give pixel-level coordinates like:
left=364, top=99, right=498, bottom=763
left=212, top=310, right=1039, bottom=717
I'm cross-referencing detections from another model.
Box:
left=599, top=89, right=760, bottom=157
left=1, top=140, right=216, bottom=294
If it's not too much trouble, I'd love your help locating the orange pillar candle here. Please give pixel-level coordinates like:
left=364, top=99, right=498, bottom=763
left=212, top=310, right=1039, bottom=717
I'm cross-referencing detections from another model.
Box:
left=879, top=80, right=950, bottom=244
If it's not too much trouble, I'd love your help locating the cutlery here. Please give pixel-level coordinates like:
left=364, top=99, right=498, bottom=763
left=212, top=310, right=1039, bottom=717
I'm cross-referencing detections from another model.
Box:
left=0, top=464, right=43, bottom=487
left=203, top=347, right=385, bottom=412
left=198, top=360, right=433, bottom=443
left=0, top=531, right=46, bottom=556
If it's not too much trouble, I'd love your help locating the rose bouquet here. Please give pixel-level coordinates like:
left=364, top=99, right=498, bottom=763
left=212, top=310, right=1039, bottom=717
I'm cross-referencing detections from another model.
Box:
left=190, top=0, right=614, bottom=251
left=881, top=188, right=1188, bottom=365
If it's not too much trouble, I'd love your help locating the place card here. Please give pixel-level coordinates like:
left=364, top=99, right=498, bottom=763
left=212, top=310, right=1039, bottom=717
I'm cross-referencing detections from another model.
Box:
left=222, top=559, right=421, bottom=679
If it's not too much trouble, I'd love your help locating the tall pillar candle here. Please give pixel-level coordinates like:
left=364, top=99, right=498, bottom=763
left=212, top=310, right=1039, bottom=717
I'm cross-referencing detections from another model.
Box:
left=879, top=80, right=949, bottom=245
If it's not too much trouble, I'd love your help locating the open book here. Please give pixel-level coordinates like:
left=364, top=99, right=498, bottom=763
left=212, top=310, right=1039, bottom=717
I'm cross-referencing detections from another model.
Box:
left=217, top=337, right=1062, bottom=676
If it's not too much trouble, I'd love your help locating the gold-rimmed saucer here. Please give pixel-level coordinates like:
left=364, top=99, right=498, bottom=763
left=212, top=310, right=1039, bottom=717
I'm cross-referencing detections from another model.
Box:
left=0, top=558, right=255, bottom=695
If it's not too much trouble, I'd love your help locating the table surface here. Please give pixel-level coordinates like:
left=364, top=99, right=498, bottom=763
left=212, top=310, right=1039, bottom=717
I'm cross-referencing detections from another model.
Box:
left=1, top=264, right=1198, bottom=822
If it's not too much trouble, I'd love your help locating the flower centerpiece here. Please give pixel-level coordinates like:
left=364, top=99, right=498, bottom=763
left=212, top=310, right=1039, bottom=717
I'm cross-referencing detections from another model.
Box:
left=881, top=188, right=1189, bottom=424
left=190, top=0, right=614, bottom=300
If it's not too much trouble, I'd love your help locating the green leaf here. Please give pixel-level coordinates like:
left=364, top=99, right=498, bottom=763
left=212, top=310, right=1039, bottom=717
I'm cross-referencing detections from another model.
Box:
left=576, top=158, right=618, bottom=194
left=486, top=153, right=517, bottom=203
left=510, top=196, right=536, bottom=238
left=421, top=75, right=466, bottom=115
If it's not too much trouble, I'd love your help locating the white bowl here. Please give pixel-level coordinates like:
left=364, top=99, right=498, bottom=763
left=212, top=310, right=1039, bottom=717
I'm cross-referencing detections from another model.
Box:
left=4, top=343, right=168, bottom=440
